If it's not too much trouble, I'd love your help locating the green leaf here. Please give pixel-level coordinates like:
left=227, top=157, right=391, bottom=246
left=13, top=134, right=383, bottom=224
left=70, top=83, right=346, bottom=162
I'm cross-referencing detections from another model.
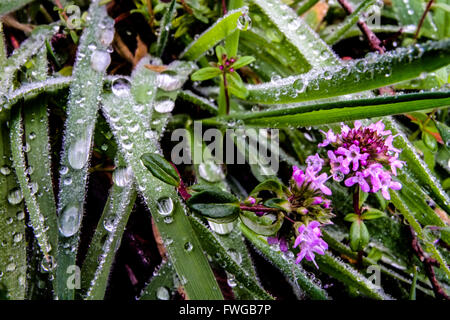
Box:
left=230, top=56, right=256, bottom=69
left=190, top=67, right=222, bottom=81
left=216, top=45, right=227, bottom=62
left=344, top=213, right=359, bottom=222
left=141, top=153, right=180, bottom=187
left=349, top=220, right=370, bottom=251
left=187, top=188, right=240, bottom=222
left=250, top=178, right=287, bottom=198
left=139, top=261, right=176, bottom=300
left=240, top=223, right=329, bottom=299
left=227, top=71, right=248, bottom=99
left=55, top=2, right=112, bottom=300
left=263, top=198, right=290, bottom=212
left=422, top=131, right=438, bottom=152
left=435, top=120, right=450, bottom=149
left=180, top=7, right=248, bottom=60
left=239, top=210, right=284, bottom=236
left=243, top=40, right=450, bottom=105
left=361, top=209, right=386, bottom=220
left=189, top=215, right=273, bottom=299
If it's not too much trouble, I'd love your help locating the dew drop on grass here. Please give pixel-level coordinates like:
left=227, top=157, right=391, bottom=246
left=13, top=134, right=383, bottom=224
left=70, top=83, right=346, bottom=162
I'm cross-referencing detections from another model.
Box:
left=40, top=255, right=57, bottom=272
left=154, top=100, right=175, bottom=113
left=198, top=160, right=225, bottom=182
left=157, top=197, right=174, bottom=216
left=112, top=77, right=131, bottom=97
left=156, top=286, right=170, bottom=300
left=58, top=204, right=82, bottom=237
left=68, top=137, right=90, bottom=170
left=156, top=74, right=182, bottom=91
left=8, top=188, right=23, bottom=205
left=0, top=165, right=11, bottom=176
left=103, top=217, right=115, bottom=232
left=28, top=132, right=36, bottom=140
left=184, top=242, right=193, bottom=252
left=13, top=233, right=23, bottom=243
left=237, top=14, right=252, bottom=31
left=208, top=221, right=234, bottom=235
left=112, top=166, right=133, bottom=187
left=6, top=263, right=16, bottom=272
left=90, top=50, right=111, bottom=72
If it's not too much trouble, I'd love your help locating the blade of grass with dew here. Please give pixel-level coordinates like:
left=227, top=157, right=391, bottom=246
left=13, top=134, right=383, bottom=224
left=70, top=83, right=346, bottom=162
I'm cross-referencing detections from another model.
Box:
left=0, top=0, right=35, bottom=17
left=186, top=126, right=261, bottom=299
left=250, top=0, right=339, bottom=69
left=296, top=0, right=320, bottom=15
left=224, top=0, right=244, bottom=57
left=385, top=117, right=450, bottom=214
left=178, top=90, right=218, bottom=115
left=189, top=215, right=273, bottom=299
left=81, top=164, right=137, bottom=300
left=0, top=118, right=27, bottom=300
left=0, top=25, right=55, bottom=97
left=10, top=106, right=54, bottom=261
left=139, top=260, right=177, bottom=300
left=325, top=0, right=377, bottom=45
left=55, top=2, right=113, bottom=300
left=153, top=0, right=176, bottom=57
left=314, top=253, right=393, bottom=299
left=208, top=94, right=450, bottom=129
left=101, top=91, right=223, bottom=300
left=243, top=40, right=450, bottom=104
left=180, top=7, right=248, bottom=60
left=240, top=223, right=329, bottom=299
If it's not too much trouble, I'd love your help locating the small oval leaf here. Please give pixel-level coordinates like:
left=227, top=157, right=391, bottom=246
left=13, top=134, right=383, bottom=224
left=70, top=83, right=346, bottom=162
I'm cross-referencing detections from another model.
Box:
left=141, top=153, right=180, bottom=187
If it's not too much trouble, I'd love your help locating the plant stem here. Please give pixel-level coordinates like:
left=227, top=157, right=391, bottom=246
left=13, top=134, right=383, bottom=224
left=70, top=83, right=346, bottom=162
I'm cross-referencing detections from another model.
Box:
left=222, top=72, right=231, bottom=115
left=222, top=0, right=228, bottom=14
left=353, top=186, right=364, bottom=267
left=239, top=205, right=279, bottom=212
left=414, top=0, right=434, bottom=41
left=336, top=0, right=385, bottom=53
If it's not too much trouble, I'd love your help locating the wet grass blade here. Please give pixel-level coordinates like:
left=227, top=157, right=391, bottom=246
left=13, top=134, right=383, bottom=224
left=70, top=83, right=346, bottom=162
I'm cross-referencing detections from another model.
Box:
left=240, top=223, right=329, bottom=300
left=189, top=215, right=273, bottom=300
left=0, top=120, right=27, bottom=299
left=139, top=260, right=176, bottom=300
left=244, top=40, right=450, bottom=104
left=101, top=91, right=223, bottom=300
left=55, top=2, right=113, bottom=300
left=154, top=0, right=176, bottom=57
left=180, top=7, right=248, bottom=60
left=81, top=167, right=137, bottom=300
left=0, top=0, right=35, bottom=17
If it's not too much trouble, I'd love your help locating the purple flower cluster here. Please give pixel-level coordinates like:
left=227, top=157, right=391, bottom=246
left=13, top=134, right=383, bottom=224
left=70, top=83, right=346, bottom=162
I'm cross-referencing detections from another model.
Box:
left=292, top=154, right=332, bottom=196
left=293, top=221, right=328, bottom=268
left=319, top=121, right=404, bottom=200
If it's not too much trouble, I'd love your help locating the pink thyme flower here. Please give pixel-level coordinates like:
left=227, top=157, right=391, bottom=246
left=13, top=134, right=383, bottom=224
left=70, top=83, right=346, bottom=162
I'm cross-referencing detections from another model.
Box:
left=318, top=129, right=337, bottom=147
left=268, top=235, right=288, bottom=252
left=293, top=221, right=328, bottom=268
left=247, top=196, right=256, bottom=204
left=319, top=120, right=403, bottom=200
left=306, top=153, right=324, bottom=173
left=292, top=165, right=306, bottom=187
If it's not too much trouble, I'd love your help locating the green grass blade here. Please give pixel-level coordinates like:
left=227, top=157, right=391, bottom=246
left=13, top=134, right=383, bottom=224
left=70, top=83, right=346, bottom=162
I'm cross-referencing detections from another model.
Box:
left=240, top=223, right=329, bottom=300
left=55, top=2, right=113, bottom=300
left=391, top=0, right=437, bottom=39
left=0, top=0, right=35, bottom=16
left=244, top=40, right=450, bottom=104
left=154, top=0, right=176, bottom=57
left=250, top=0, right=339, bottom=69
left=180, top=7, right=248, bottom=60
left=178, top=90, right=218, bottom=115
left=0, top=119, right=27, bottom=299
left=81, top=172, right=137, bottom=300
left=325, top=0, right=377, bottom=45
left=139, top=261, right=177, bottom=300
left=385, top=117, right=450, bottom=215
left=189, top=215, right=273, bottom=300
left=0, top=22, right=6, bottom=65
left=101, top=91, right=223, bottom=300
left=207, top=94, right=450, bottom=128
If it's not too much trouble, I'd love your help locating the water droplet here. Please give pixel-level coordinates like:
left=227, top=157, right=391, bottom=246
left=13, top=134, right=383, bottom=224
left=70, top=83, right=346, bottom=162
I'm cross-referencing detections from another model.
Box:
left=41, top=255, right=57, bottom=272
left=184, top=242, right=193, bottom=252
left=68, top=136, right=90, bottom=170
left=59, top=166, right=69, bottom=175
left=156, top=74, right=182, bottom=91
left=28, top=132, right=37, bottom=140
left=100, top=28, right=115, bottom=47
left=112, top=166, right=133, bottom=187
left=103, top=217, right=116, bottom=232
left=154, top=100, right=175, bottom=113
left=16, top=211, right=25, bottom=220
left=112, top=77, right=131, bottom=97
left=237, top=14, right=252, bottom=31
left=208, top=221, right=234, bottom=235
left=63, top=176, right=72, bottom=185
left=90, top=50, right=111, bottom=72
left=163, top=216, right=173, bottom=224
left=8, top=188, right=23, bottom=205
left=332, top=171, right=344, bottom=182
left=226, top=272, right=237, bottom=287
left=0, top=165, right=11, bottom=176
left=157, top=197, right=174, bottom=216
left=13, top=233, right=22, bottom=243
left=6, top=263, right=16, bottom=272
left=156, top=286, right=170, bottom=300
left=58, top=204, right=82, bottom=237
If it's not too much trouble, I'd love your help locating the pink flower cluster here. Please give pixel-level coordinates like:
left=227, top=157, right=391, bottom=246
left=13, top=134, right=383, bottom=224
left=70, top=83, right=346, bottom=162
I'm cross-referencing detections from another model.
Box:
left=319, top=120, right=404, bottom=200
left=293, top=221, right=328, bottom=268
left=292, top=154, right=332, bottom=196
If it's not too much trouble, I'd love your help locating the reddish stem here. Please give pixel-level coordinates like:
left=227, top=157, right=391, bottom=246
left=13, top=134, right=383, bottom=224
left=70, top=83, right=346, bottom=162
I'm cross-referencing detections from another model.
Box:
left=414, top=0, right=434, bottom=41
left=239, top=205, right=279, bottom=212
